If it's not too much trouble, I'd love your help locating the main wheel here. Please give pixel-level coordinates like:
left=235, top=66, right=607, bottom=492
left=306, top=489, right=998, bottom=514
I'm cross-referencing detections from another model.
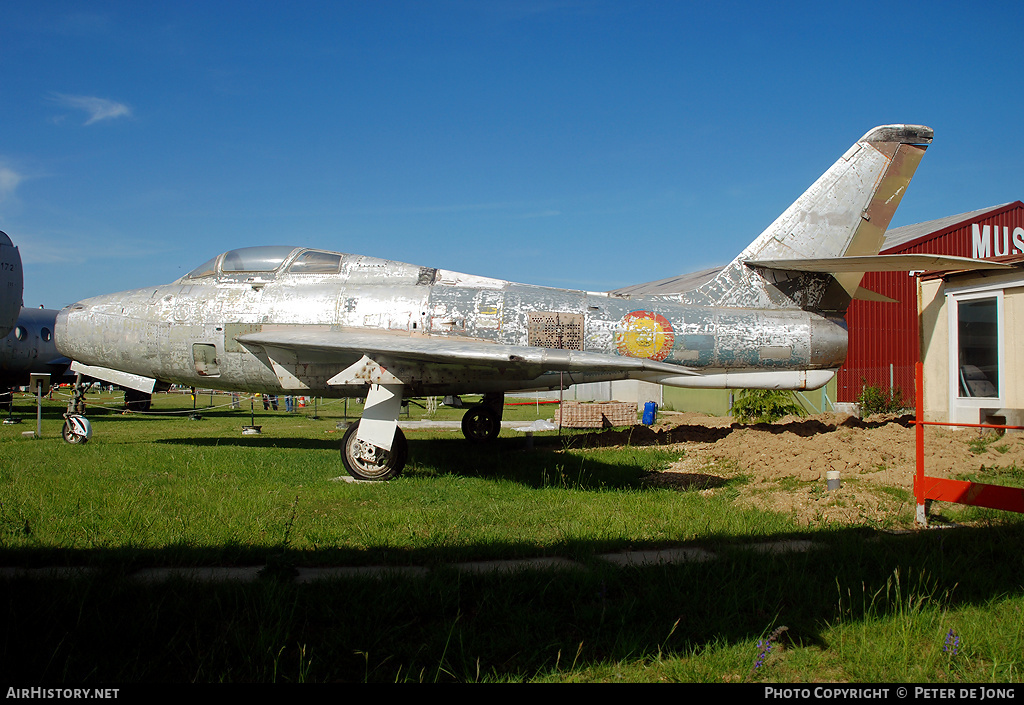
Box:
left=124, top=389, right=152, bottom=412
left=461, top=405, right=500, bottom=442
left=340, top=421, right=407, bottom=481
left=61, top=418, right=90, bottom=444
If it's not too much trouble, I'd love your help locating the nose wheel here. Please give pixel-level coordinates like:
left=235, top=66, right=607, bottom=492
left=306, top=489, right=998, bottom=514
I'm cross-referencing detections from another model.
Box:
left=62, top=375, right=92, bottom=444
left=61, top=415, right=92, bottom=444
left=340, top=421, right=408, bottom=481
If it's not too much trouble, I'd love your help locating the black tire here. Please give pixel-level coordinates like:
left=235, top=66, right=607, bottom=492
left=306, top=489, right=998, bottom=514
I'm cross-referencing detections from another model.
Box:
left=340, top=421, right=407, bottom=481
left=0, top=387, right=11, bottom=414
left=61, top=420, right=88, bottom=444
left=124, top=389, right=152, bottom=412
left=461, top=405, right=500, bottom=442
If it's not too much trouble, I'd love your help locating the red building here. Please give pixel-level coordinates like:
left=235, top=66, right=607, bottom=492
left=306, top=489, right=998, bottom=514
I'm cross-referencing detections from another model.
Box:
left=839, top=201, right=1024, bottom=404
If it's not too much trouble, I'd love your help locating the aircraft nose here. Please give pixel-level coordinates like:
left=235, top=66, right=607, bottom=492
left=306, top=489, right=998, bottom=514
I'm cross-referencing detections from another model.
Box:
left=55, top=295, right=114, bottom=363
left=55, top=303, right=87, bottom=360
left=56, top=289, right=155, bottom=367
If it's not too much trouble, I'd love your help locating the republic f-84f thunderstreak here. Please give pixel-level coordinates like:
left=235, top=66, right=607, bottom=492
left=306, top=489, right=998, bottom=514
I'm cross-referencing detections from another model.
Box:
left=55, top=124, right=997, bottom=479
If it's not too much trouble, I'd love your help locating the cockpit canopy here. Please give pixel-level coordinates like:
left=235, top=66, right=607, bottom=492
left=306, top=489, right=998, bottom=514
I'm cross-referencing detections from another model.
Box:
left=185, top=246, right=345, bottom=279
left=222, top=246, right=298, bottom=272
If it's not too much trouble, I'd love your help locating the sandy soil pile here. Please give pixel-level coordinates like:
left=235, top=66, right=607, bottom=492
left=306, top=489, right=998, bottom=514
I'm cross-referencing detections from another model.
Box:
left=595, top=411, right=1024, bottom=527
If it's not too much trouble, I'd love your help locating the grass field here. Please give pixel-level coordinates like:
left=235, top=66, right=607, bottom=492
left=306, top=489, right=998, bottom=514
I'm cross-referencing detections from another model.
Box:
left=1, top=388, right=1022, bottom=683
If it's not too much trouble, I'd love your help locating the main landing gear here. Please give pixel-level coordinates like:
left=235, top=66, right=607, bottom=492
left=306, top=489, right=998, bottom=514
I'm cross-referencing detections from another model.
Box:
left=338, top=390, right=505, bottom=481
left=460, top=393, right=504, bottom=443
left=124, top=388, right=152, bottom=412
left=340, top=421, right=408, bottom=481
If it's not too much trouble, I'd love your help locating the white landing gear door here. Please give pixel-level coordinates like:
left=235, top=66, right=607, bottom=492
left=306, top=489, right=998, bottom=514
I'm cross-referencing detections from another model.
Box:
left=357, top=383, right=403, bottom=452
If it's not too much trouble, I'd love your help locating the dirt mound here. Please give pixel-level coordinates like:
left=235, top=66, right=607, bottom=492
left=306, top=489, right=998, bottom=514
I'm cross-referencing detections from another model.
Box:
left=572, top=412, right=915, bottom=449
left=586, top=411, right=1024, bottom=527
left=573, top=423, right=733, bottom=447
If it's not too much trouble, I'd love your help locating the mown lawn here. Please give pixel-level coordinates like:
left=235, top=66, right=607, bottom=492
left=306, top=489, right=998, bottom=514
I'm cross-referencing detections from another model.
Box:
left=1, top=389, right=1022, bottom=683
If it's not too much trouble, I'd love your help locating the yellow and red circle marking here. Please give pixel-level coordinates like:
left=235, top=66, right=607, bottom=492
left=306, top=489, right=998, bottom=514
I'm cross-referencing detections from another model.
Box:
left=615, top=311, right=675, bottom=361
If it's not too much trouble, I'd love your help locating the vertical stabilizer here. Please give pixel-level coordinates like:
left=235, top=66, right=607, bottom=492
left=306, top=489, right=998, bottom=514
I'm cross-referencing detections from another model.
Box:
left=684, top=125, right=933, bottom=313
left=0, top=231, right=23, bottom=338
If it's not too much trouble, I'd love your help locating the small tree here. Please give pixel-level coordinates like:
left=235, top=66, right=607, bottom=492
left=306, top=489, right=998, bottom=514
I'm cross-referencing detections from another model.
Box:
left=730, top=389, right=806, bottom=424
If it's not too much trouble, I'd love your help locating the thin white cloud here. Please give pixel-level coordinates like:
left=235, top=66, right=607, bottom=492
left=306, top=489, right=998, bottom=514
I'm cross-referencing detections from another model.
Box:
left=17, top=238, right=77, bottom=266
left=517, top=209, right=562, bottom=219
left=17, top=230, right=167, bottom=266
left=0, top=163, right=23, bottom=203
left=50, top=93, right=132, bottom=125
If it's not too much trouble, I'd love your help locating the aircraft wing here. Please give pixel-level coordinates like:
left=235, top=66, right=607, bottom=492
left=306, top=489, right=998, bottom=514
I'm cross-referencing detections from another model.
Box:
left=70, top=361, right=158, bottom=393
left=234, top=329, right=698, bottom=382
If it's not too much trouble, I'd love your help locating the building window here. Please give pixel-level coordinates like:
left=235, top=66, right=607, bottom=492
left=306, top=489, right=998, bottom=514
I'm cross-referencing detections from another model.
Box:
left=957, top=296, right=999, bottom=398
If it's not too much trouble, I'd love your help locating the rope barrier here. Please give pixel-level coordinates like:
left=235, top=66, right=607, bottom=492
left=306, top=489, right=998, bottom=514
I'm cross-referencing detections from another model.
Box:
left=5, top=388, right=558, bottom=417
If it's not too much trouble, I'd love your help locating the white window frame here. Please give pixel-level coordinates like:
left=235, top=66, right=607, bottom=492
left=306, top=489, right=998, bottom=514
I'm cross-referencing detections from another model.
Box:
left=946, top=286, right=1004, bottom=423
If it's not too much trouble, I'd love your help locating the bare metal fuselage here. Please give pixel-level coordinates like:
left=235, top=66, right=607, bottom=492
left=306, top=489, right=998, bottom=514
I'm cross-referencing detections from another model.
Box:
left=56, top=252, right=847, bottom=397
left=47, top=124, right=940, bottom=477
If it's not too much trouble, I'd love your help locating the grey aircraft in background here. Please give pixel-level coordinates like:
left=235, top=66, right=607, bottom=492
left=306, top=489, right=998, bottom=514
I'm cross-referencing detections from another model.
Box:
left=0, top=307, right=72, bottom=413
left=0, top=231, right=22, bottom=339
left=53, top=124, right=1003, bottom=480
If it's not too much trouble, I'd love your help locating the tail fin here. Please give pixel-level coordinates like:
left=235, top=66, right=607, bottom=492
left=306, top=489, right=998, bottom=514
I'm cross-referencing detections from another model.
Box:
left=684, top=124, right=933, bottom=313
left=0, top=231, right=23, bottom=338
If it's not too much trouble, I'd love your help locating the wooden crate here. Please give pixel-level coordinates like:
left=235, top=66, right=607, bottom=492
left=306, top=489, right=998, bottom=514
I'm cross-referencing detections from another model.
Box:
left=555, top=401, right=638, bottom=428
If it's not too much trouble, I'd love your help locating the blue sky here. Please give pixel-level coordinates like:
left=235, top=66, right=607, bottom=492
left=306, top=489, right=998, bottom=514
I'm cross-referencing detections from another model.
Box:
left=3, top=1, right=1024, bottom=308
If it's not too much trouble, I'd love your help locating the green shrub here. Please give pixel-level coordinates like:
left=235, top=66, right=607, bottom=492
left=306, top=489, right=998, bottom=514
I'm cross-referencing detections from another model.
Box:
left=858, top=383, right=906, bottom=417
left=730, top=389, right=805, bottom=424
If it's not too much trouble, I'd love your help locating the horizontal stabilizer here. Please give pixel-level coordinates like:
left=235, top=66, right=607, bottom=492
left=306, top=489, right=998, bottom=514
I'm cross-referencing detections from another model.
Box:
left=745, top=254, right=1013, bottom=274
left=853, top=288, right=898, bottom=304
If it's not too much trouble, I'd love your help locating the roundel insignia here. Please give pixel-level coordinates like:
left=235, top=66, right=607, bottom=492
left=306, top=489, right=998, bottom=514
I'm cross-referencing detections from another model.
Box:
left=615, top=311, right=675, bottom=361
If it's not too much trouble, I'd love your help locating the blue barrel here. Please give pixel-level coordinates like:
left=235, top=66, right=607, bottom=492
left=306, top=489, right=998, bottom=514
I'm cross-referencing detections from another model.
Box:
left=642, top=401, right=657, bottom=425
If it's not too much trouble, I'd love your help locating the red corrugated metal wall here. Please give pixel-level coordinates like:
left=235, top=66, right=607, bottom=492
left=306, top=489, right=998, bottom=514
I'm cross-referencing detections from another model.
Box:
left=838, top=203, right=1024, bottom=403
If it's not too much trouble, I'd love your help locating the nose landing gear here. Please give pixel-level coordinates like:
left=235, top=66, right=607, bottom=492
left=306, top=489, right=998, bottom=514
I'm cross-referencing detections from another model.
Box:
left=62, top=375, right=91, bottom=444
